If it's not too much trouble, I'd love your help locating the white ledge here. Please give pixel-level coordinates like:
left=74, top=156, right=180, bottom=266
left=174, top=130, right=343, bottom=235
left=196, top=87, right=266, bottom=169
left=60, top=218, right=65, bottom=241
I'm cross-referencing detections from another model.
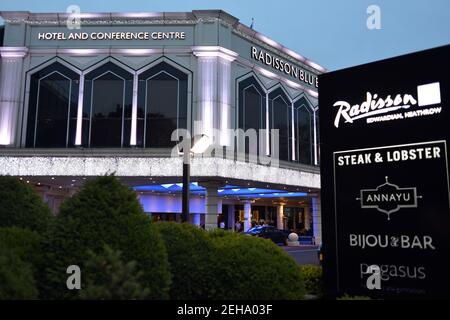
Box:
left=0, top=156, right=320, bottom=189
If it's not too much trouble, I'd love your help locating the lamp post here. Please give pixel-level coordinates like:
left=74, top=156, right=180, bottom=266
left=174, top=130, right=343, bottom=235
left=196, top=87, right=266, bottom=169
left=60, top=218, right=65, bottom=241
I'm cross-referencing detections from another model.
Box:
left=181, top=134, right=210, bottom=223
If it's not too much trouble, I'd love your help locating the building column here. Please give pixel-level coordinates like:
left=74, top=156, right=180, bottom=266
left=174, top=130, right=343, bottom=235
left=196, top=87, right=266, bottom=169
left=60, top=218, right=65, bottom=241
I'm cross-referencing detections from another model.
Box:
left=192, top=47, right=237, bottom=146
left=243, top=200, right=252, bottom=232
left=227, top=204, right=235, bottom=230
left=192, top=213, right=201, bottom=227
left=277, top=204, right=285, bottom=230
left=202, top=181, right=221, bottom=230
left=0, top=47, right=28, bottom=146
left=304, top=206, right=311, bottom=231
left=312, top=195, right=322, bottom=245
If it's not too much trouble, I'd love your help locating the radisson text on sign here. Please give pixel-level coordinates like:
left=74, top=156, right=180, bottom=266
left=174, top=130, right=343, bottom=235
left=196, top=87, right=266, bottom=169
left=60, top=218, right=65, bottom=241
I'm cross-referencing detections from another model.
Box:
left=251, top=46, right=319, bottom=88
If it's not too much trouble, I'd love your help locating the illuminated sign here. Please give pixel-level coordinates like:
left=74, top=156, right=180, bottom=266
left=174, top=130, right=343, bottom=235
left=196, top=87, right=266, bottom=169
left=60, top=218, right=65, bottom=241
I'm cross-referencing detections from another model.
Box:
left=319, top=45, right=450, bottom=299
left=251, top=47, right=318, bottom=88
left=37, top=31, right=187, bottom=41
left=333, top=82, right=442, bottom=128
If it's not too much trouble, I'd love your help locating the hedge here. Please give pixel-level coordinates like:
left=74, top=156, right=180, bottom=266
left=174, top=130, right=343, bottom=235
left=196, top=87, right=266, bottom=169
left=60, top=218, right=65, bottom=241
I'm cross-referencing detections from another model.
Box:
left=299, top=265, right=323, bottom=296
left=207, top=230, right=305, bottom=300
left=0, top=176, right=53, bottom=233
left=0, top=226, right=44, bottom=277
left=154, top=222, right=217, bottom=299
left=42, top=175, right=171, bottom=299
left=0, top=247, right=38, bottom=299
left=79, top=244, right=152, bottom=300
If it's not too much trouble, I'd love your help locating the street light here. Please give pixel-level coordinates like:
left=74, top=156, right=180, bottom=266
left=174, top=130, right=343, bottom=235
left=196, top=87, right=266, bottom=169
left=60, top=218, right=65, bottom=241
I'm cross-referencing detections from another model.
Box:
left=181, top=134, right=210, bottom=223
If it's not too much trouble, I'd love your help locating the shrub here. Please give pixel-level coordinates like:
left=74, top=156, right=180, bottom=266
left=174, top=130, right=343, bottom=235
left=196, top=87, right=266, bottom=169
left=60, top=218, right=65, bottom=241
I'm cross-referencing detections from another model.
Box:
left=0, top=176, right=53, bottom=233
left=0, top=227, right=44, bottom=278
left=299, top=265, right=323, bottom=296
left=209, top=232, right=305, bottom=300
left=153, top=222, right=216, bottom=299
left=0, top=247, right=38, bottom=299
left=42, top=175, right=171, bottom=299
left=79, top=244, right=151, bottom=300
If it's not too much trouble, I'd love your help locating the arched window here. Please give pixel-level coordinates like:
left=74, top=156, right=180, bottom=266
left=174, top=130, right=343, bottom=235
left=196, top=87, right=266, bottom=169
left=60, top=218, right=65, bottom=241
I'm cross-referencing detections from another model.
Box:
left=238, top=76, right=266, bottom=158
left=83, top=62, right=133, bottom=147
left=137, top=62, right=188, bottom=148
left=26, top=62, right=79, bottom=147
left=294, top=97, right=313, bottom=165
left=269, top=88, right=291, bottom=162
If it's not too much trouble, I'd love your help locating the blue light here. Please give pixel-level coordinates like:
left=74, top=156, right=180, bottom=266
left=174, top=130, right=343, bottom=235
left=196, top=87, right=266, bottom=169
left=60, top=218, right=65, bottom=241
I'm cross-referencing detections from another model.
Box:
left=133, top=184, right=308, bottom=198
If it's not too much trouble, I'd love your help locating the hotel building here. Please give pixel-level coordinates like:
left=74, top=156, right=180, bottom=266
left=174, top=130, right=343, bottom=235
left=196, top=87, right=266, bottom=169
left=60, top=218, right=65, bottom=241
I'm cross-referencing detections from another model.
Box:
left=0, top=10, right=324, bottom=243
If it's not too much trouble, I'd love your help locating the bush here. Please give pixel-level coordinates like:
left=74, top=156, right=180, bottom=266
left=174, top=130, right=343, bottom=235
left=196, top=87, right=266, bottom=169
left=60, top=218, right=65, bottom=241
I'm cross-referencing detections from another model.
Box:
left=299, top=265, right=322, bottom=296
left=153, top=222, right=216, bottom=299
left=0, top=176, right=53, bottom=233
left=0, top=227, right=44, bottom=277
left=209, top=232, right=305, bottom=300
left=79, top=244, right=151, bottom=300
left=42, top=175, right=171, bottom=299
left=0, top=247, right=38, bottom=299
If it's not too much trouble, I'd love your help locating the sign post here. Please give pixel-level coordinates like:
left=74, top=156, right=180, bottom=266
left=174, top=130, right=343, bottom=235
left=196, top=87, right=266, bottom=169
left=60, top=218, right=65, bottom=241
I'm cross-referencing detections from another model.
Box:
left=319, top=45, right=450, bottom=298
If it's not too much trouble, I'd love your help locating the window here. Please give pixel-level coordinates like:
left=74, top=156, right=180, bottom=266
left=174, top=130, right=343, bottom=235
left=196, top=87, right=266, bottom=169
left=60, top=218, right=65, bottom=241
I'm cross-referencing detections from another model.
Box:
left=315, top=111, right=320, bottom=165
left=137, top=62, right=188, bottom=148
left=26, top=62, right=79, bottom=147
left=269, top=88, right=291, bottom=162
left=294, top=97, right=313, bottom=165
left=238, top=76, right=266, bottom=158
left=83, top=62, right=133, bottom=147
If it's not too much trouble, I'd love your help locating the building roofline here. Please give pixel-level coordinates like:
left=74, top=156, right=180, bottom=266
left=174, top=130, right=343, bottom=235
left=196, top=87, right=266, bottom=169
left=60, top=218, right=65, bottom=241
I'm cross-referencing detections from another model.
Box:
left=0, top=10, right=327, bottom=73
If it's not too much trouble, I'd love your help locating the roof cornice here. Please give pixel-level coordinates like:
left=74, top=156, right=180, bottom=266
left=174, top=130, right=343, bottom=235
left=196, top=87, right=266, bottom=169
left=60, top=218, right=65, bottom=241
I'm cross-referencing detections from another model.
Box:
left=0, top=10, right=327, bottom=73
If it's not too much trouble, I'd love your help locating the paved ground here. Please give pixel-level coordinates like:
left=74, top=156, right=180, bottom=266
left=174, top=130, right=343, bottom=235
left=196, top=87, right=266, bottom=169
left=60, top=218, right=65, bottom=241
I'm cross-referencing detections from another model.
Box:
left=283, top=245, right=320, bottom=265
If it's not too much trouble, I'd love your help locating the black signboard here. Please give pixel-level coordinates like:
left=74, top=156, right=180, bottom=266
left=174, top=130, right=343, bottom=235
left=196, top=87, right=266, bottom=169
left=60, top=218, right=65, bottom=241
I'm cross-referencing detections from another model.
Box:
left=319, top=45, right=450, bottom=298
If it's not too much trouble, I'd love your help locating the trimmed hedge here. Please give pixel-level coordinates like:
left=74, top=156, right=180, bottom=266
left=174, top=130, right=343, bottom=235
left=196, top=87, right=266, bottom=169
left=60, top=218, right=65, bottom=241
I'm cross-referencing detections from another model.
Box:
left=208, top=230, right=305, bottom=300
left=0, top=247, right=38, bottom=300
left=0, top=227, right=44, bottom=276
left=79, top=244, right=152, bottom=300
left=153, top=222, right=216, bottom=299
left=299, top=265, right=322, bottom=296
left=0, top=176, right=53, bottom=233
left=42, top=175, right=171, bottom=299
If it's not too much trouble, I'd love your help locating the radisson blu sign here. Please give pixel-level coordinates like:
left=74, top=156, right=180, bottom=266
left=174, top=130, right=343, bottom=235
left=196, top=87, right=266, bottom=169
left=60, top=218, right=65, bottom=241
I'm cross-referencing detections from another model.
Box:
left=319, top=45, right=450, bottom=299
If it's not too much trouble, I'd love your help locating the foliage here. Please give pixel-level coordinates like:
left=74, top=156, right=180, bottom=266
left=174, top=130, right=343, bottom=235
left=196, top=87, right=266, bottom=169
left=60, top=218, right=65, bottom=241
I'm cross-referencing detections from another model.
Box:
left=0, top=247, right=38, bottom=300
left=153, top=222, right=216, bottom=299
left=79, top=244, right=151, bottom=300
left=42, top=175, right=171, bottom=299
left=208, top=231, right=305, bottom=300
left=0, top=176, right=53, bottom=233
left=299, top=265, right=323, bottom=296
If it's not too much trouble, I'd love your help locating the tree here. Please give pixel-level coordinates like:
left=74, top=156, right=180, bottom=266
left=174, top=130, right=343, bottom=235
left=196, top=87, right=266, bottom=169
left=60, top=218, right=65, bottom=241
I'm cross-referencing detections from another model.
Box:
left=80, top=244, right=151, bottom=300
left=0, top=176, right=53, bottom=233
left=0, top=247, right=38, bottom=300
left=42, top=175, right=171, bottom=299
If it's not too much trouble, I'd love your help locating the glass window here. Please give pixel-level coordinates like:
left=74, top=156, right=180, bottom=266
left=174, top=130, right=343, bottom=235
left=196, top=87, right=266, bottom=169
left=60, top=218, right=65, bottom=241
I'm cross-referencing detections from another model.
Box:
left=315, top=111, right=320, bottom=165
left=238, top=77, right=266, bottom=159
left=26, top=62, right=79, bottom=148
left=269, top=88, right=291, bottom=162
left=83, top=62, right=133, bottom=147
left=294, top=97, right=313, bottom=165
left=137, top=62, right=188, bottom=148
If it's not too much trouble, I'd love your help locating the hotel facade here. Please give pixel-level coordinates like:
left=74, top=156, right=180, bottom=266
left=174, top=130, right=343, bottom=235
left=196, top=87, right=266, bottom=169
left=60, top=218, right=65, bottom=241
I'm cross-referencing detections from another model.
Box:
left=0, top=10, right=324, bottom=244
